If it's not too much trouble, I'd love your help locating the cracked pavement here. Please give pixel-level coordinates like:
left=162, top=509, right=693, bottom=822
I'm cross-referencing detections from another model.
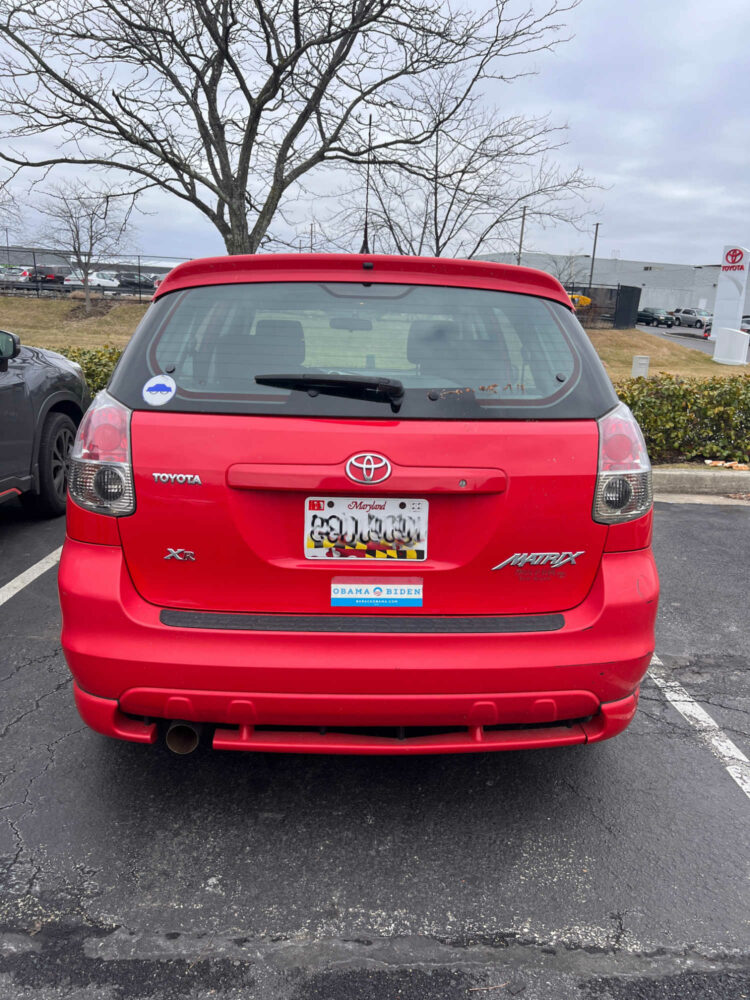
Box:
left=1, top=498, right=749, bottom=999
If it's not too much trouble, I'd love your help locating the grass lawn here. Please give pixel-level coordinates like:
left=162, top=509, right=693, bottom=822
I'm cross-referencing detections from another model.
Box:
left=0, top=296, right=150, bottom=351
left=586, top=327, right=729, bottom=380
left=1, top=295, right=743, bottom=380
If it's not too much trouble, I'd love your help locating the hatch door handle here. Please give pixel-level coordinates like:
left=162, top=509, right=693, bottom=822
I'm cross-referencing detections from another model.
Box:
left=227, top=463, right=506, bottom=494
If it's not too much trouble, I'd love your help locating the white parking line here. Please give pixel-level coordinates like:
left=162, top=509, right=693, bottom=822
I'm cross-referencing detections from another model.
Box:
left=650, top=654, right=750, bottom=802
left=0, top=546, right=62, bottom=608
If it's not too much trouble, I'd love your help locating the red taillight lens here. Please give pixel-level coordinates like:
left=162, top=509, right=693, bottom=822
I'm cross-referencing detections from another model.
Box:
left=76, top=402, right=129, bottom=462
left=602, top=428, right=634, bottom=465
left=594, top=403, right=652, bottom=524
left=68, top=391, right=135, bottom=516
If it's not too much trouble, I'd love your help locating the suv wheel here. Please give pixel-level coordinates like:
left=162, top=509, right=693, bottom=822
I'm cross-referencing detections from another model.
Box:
left=21, top=412, right=77, bottom=518
left=695, top=320, right=703, bottom=329
left=674, top=317, right=681, bottom=325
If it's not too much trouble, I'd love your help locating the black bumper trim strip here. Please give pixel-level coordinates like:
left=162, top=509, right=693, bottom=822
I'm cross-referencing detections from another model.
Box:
left=159, top=610, right=565, bottom=634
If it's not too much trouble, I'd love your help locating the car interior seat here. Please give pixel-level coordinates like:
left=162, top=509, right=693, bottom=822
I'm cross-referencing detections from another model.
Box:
left=253, top=320, right=305, bottom=370
left=406, top=320, right=462, bottom=381
left=206, top=317, right=306, bottom=390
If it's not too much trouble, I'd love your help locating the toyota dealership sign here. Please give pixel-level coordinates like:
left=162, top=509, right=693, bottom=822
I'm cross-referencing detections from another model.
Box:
left=722, top=247, right=745, bottom=271
left=712, top=244, right=750, bottom=365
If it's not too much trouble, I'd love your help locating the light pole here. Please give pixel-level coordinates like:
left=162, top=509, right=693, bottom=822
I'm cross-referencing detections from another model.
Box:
left=360, top=114, right=373, bottom=255
left=4, top=227, right=9, bottom=266
left=516, top=206, right=527, bottom=266
left=588, top=222, right=600, bottom=291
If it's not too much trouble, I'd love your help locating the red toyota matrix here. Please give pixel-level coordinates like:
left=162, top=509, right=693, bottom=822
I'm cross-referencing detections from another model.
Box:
left=58, top=254, right=658, bottom=755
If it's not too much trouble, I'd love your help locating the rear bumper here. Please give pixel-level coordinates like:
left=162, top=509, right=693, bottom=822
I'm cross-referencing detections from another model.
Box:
left=59, top=538, right=658, bottom=753
left=73, top=681, right=639, bottom=754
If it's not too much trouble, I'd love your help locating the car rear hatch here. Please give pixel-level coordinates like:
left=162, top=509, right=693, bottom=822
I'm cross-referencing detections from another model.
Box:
left=119, top=411, right=605, bottom=615
left=107, top=262, right=623, bottom=618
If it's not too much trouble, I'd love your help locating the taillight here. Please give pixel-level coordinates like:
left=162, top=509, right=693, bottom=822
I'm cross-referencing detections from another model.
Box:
left=593, top=403, right=652, bottom=524
left=68, top=391, right=135, bottom=516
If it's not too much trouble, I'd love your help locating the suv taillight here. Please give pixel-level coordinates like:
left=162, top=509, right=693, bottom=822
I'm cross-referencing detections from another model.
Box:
left=68, top=391, right=135, bottom=516
left=593, top=402, right=652, bottom=524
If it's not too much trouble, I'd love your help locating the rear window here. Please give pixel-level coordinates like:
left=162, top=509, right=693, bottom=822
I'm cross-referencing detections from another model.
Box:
left=109, top=281, right=617, bottom=420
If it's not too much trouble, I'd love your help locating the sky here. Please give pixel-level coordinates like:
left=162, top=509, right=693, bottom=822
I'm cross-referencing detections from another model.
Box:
left=498, top=0, right=750, bottom=265
left=6, top=0, right=750, bottom=267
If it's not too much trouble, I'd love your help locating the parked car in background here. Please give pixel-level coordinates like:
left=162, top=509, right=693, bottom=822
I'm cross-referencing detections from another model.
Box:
left=703, top=316, right=750, bottom=338
left=0, top=266, right=35, bottom=282
left=0, top=266, right=29, bottom=283
left=59, top=253, right=658, bottom=757
left=64, top=271, right=121, bottom=290
left=637, top=308, right=673, bottom=328
left=568, top=293, right=591, bottom=310
left=672, top=308, right=712, bottom=329
left=0, top=329, right=90, bottom=516
left=114, top=272, right=155, bottom=292
left=27, top=265, right=73, bottom=285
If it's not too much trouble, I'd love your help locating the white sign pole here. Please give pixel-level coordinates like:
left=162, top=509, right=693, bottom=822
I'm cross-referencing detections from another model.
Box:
left=712, top=245, right=750, bottom=365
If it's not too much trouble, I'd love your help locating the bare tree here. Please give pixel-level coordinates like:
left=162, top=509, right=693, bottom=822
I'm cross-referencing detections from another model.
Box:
left=0, top=0, right=578, bottom=255
left=37, top=183, right=136, bottom=313
left=0, top=183, right=23, bottom=260
left=325, top=89, right=593, bottom=258
left=543, top=250, right=589, bottom=288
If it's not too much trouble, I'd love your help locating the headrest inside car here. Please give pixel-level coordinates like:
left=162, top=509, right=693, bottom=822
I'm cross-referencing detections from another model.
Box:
left=254, top=319, right=305, bottom=367
left=407, top=320, right=460, bottom=366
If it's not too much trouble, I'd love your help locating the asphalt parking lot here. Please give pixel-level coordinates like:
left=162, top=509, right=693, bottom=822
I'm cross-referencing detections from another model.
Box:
left=1, top=499, right=749, bottom=1000
left=634, top=322, right=716, bottom=356
left=635, top=322, right=750, bottom=364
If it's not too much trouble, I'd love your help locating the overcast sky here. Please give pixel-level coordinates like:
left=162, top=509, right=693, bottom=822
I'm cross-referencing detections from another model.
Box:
left=10, top=0, right=750, bottom=267
left=499, top=0, right=750, bottom=265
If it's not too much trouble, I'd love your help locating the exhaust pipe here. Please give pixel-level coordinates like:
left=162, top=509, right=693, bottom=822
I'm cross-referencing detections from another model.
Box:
left=165, top=720, right=202, bottom=755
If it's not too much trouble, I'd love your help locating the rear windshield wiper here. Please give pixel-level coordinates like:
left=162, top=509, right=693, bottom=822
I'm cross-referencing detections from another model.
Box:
left=255, top=373, right=405, bottom=411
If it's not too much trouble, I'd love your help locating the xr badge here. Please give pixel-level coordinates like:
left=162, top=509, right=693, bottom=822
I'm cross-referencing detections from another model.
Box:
left=164, top=548, right=196, bottom=561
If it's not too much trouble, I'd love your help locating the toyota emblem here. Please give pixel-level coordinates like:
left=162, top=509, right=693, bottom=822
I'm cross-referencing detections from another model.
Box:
left=345, top=453, right=392, bottom=484
left=725, top=248, right=743, bottom=265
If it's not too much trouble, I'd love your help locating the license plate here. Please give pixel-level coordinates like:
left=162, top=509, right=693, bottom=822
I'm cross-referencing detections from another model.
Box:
left=304, top=497, right=428, bottom=560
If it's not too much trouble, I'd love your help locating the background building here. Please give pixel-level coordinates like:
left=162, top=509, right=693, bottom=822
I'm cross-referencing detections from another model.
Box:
left=481, top=251, right=750, bottom=314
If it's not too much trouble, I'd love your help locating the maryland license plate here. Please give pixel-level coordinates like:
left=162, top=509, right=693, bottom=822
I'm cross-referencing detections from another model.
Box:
left=304, top=497, right=428, bottom=560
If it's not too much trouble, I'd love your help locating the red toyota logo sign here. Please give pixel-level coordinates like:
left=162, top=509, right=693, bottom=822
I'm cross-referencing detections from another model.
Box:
left=725, top=248, right=743, bottom=265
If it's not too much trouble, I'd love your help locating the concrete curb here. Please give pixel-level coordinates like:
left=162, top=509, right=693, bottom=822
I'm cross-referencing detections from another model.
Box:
left=653, top=468, right=750, bottom=496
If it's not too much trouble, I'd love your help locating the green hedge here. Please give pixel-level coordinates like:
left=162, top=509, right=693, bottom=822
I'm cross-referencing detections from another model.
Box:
left=58, top=348, right=750, bottom=464
left=615, top=374, right=750, bottom=464
left=59, top=345, right=123, bottom=394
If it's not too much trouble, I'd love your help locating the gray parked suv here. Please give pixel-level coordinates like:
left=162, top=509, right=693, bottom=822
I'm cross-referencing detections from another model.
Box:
left=0, top=331, right=90, bottom=516
left=672, top=308, right=712, bottom=329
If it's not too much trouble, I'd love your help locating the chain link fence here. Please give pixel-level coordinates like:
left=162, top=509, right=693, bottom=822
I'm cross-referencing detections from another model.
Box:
left=0, top=244, right=190, bottom=301
left=565, top=283, right=642, bottom=329
left=1, top=244, right=645, bottom=327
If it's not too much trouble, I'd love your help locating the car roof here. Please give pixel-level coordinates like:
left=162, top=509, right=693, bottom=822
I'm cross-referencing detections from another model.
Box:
left=153, top=253, right=573, bottom=309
